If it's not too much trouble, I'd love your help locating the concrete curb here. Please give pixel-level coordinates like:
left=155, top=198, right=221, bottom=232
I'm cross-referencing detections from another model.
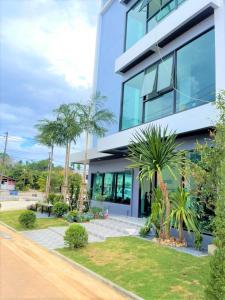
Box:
left=52, top=249, right=144, bottom=300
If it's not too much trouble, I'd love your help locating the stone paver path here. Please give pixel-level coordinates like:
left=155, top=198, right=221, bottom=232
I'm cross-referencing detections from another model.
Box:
left=22, top=217, right=144, bottom=250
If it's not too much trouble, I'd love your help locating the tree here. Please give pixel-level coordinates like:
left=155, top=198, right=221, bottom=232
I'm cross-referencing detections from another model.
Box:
left=128, top=125, right=184, bottom=239
left=54, top=104, right=82, bottom=202
left=35, top=120, right=62, bottom=197
left=205, top=91, right=225, bottom=299
left=170, top=187, right=197, bottom=242
left=75, top=93, right=115, bottom=212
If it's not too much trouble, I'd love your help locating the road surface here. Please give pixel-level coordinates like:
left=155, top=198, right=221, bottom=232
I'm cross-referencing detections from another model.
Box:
left=0, top=224, right=130, bottom=300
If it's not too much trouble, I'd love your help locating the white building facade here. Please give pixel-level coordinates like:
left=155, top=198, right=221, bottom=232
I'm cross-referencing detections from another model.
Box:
left=71, top=0, right=225, bottom=217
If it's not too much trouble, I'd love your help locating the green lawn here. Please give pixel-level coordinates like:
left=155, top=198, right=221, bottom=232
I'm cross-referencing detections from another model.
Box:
left=0, top=210, right=68, bottom=230
left=58, top=237, right=209, bottom=300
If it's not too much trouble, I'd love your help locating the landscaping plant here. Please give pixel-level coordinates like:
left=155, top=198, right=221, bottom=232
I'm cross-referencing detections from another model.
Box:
left=18, top=210, right=36, bottom=228
left=47, top=193, right=63, bottom=204
left=75, top=93, right=115, bottom=212
left=205, top=92, right=225, bottom=300
left=65, top=210, right=78, bottom=223
left=64, top=223, right=88, bottom=248
left=170, top=187, right=198, bottom=243
left=53, top=201, right=69, bottom=217
left=128, top=125, right=184, bottom=239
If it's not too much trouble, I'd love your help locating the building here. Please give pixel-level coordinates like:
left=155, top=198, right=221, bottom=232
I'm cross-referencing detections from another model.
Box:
left=71, top=0, right=225, bottom=217
left=0, top=175, right=16, bottom=191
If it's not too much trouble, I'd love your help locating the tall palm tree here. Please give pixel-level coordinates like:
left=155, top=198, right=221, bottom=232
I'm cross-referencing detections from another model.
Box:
left=35, top=120, right=61, bottom=198
left=54, top=104, right=82, bottom=202
left=128, top=125, right=184, bottom=239
left=75, top=93, right=115, bottom=212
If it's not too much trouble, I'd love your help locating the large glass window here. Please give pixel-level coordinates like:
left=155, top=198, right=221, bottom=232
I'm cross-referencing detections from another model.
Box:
left=120, top=29, right=215, bottom=131
left=121, top=72, right=144, bottom=130
left=91, top=172, right=132, bottom=205
left=144, top=91, right=174, bottom=122
left=176, top=30, right=215, bottom=112
left=125, top=0, right=147, bottom=50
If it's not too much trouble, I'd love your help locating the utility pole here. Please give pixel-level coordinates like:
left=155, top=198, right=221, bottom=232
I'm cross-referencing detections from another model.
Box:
left=0, top=132, right=8, bottom=190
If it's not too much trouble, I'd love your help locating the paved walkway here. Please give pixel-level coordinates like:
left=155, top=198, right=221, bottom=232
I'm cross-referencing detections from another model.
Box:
left=0, top=224, right=130, bottom=300
left=22, top=217, right=144, bottom=250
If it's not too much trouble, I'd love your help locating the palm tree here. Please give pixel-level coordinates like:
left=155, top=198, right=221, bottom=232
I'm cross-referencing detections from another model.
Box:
left=128, top=125, right=184, bottom=239
left=75, top=93, right=115, bottom=212
left=170, top=187, right=198, bottom=242
left=35, top=120, right=61, bottom=198
left=54, top=104, right=82, bottom=202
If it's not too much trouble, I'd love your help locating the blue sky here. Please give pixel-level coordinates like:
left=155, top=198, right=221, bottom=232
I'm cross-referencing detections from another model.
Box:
left=0, top=0, right=100, bottom=165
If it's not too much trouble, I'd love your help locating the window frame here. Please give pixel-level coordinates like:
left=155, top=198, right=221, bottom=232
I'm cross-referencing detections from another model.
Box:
left=119, top=27, right=215, bottom=132
left=91, top=171, right=133, bottom=205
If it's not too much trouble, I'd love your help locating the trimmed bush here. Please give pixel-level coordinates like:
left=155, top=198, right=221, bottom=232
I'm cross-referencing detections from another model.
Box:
left=47, top=193, right=63, bottom=204
left=65, top=210, right=78, bottom=223
left=53, top=202, right=69, bottom=217
left=18, top=210, right=36, bottom=228
left=64, top=224, right=88, bottom=248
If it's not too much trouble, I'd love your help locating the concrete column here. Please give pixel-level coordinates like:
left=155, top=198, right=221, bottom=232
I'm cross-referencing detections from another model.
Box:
left=131, top=168, right=140, bottom=217
left=214, top=0, right=225, bottom=92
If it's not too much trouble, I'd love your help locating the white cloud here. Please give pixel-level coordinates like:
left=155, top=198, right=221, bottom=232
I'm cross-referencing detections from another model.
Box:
left=1, top=0, right=99, bottom=89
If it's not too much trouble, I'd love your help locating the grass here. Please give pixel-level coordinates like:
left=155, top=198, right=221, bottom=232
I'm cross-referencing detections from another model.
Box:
left=0, top=210, right=68, bottom=230
left=58, top=237, right=209, bottom=300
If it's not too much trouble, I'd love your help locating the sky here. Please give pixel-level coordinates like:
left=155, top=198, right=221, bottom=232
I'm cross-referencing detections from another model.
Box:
left=0, top=0, right=100, bottom=166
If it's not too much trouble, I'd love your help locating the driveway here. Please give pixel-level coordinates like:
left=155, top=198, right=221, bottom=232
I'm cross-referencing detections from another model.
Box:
left=0, top=224, right=130, bottom=300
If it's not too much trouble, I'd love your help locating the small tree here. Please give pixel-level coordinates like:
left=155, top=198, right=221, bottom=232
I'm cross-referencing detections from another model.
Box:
left=205, top=91, right=225, bottom=299
left=170, top=187, right=198, bottom=242
left=128, top=125, right=184, bottom=239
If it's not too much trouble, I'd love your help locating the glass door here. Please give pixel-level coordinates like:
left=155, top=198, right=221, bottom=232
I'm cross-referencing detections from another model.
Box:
left=139, top=177, right=152, bottom=217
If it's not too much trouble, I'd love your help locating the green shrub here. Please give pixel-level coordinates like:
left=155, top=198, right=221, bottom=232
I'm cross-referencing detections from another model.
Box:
left=194, top=231, right=203, bottom=250
left=64, top=224, right=88, bottom=248
left=65, top=210, right=78, bottom=223
left=18, top=210, right=36, bottom=228
left=53, top=202, right=68, bottom=217
left=47, top=193, right=63, bottom=204
left=76, top=212, right=94, bottom=223
left=90, top=207, right=104, bottom=219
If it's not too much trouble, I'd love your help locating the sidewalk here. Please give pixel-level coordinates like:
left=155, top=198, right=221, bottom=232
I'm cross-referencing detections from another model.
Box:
left=0, top=224, right=130, bottom=300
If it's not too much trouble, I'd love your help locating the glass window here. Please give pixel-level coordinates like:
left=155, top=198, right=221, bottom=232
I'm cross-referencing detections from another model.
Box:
left=125, top=0, right=147, bottom=50
left=162, top=167, right=181, bottom=193
left=176, top=30, right=215, bottom=112
left=141, top=65, right=157, bottom=97
left=121, top=72, right=144, bottom=130
left=103, top=173, right=114, bottom=201
left=148, top=0, right=161, bottom=19
left=123, top=173, right=132, bottom=204
left=157, top=55, right=173, bottom=91
left=144, top=91, right=174, bottom=122
left=92, top=174, right=103, bottom=200
left=116, top=173, right=124, bottom=202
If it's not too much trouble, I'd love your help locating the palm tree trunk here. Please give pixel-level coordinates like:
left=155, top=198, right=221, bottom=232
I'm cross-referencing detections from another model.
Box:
left=179, top=216, right=183, bottom=242
left=157, top=172, right=171, bottom=239
left=47, top=145, right=54, bottom=196
left=63, top=142, right=70, bottom=202
left=78, top=131, right=88, bottom=212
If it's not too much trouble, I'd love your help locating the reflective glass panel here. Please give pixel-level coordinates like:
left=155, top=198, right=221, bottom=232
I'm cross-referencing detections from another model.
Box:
left=121, top=72, right=144, bottom=130
left=126, top=0, right=147, bottom=50
left=92, top=174, right=103, bottom=200
left=144, top=91, right=174, bottom=122
left=157, top=55, right=173, bottom=91
left=103, top=173, right=114, bottom=201
left=123, top=173, right=132, bottom=204
left=141, top=65, right=157, bottom=97
left=176, top=30, right=215, bottom=112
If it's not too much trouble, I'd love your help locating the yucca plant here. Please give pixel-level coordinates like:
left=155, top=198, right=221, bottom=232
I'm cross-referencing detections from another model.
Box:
left=128, top=125, right=184, bottom=239
left=170, top=187, right=198, bottom=242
